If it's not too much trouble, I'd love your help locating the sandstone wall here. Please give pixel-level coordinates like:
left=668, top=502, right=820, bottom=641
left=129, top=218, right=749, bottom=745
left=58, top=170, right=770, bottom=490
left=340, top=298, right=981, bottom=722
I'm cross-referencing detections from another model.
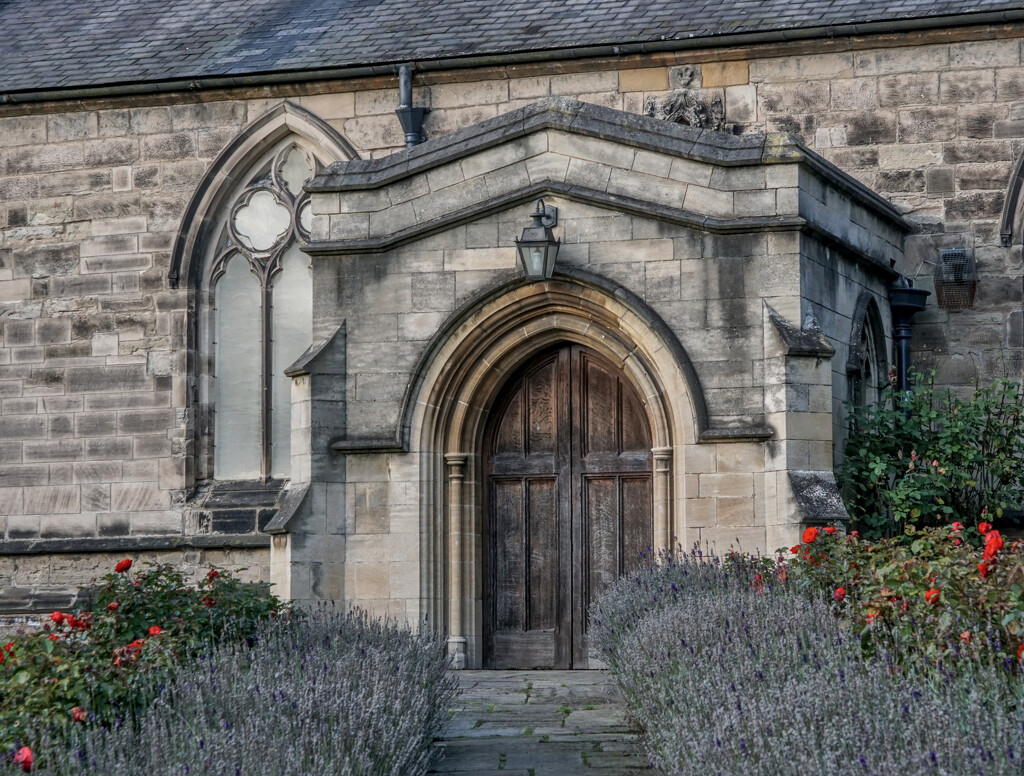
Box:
left=1, top=22, right=1021, bottom=603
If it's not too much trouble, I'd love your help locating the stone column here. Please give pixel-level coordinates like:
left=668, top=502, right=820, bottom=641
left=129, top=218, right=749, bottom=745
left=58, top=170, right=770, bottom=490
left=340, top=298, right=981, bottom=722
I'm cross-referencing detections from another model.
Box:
left=652, top=447, right=673, bottom=550
left=445, top=453, right=469, bottom=669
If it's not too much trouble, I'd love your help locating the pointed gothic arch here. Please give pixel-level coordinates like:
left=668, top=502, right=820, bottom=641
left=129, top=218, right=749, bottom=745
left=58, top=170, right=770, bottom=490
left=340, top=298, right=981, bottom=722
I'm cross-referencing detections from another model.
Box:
left=847, top=291, right=889, bottom=408
left=169, top=101, right=359, bottom=290
left=403, top=272, right=698, bottom=667
left=174, top=102, right=357, bottom=484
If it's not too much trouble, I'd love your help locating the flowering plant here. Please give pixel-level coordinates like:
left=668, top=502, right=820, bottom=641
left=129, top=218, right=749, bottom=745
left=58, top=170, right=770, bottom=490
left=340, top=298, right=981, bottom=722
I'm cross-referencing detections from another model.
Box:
left=840, top=373, right=1024, bottom=539
left=786, top=523, right=1024, bottom=667
left=0, top=561, right=286, bottom=764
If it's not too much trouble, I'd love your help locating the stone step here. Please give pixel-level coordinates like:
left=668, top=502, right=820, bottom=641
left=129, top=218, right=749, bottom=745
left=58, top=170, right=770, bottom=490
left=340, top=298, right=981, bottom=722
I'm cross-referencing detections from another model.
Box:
left=430, top=670, right=648, bottom=775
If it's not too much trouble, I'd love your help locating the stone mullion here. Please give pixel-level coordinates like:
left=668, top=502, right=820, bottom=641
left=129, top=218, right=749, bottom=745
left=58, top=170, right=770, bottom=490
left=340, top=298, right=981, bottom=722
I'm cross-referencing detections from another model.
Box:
left=260, top=280, right=273, bottom=481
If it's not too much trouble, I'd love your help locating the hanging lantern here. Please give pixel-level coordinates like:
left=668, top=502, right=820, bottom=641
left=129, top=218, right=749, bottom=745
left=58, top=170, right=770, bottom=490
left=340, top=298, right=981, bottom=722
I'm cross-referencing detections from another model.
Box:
left=515, top=198, right=559, bottom=280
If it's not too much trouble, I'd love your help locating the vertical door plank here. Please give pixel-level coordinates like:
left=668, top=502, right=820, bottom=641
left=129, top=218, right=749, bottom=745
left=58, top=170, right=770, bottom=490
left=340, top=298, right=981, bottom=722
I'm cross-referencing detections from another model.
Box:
left=581, top=354, right=618, bottom=456
left=527, top=359, right=557, bottom=455
left=621, top=387, right=652, bottom=452
left=492, top=479, right=525, bottom=632
left=583, top=475, right=619, bottom=630
left=621, top=475, right=653, bottom=574
left=527, top=477, right=557, bottom=631
left=494, top=389, right=524, bottom=455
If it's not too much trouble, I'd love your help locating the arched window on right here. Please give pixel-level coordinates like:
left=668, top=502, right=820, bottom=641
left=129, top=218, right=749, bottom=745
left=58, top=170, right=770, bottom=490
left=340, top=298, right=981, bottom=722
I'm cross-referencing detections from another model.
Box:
left=847, top=293, right=889, bottom=408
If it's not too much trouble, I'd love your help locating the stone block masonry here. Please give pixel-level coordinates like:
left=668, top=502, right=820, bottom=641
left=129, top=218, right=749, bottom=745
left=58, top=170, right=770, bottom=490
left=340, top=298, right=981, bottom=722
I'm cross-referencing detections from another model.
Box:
left=0, top=20, right=1022, bottom=610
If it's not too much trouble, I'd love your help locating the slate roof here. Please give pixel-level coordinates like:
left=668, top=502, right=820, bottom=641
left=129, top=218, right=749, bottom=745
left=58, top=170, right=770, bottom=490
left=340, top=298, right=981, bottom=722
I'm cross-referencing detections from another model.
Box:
left=1, top=0, right=1022, bottom=96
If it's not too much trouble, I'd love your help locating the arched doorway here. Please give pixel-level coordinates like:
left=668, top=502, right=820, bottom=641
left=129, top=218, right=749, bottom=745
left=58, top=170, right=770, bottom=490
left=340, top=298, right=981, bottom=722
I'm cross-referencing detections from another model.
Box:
left=483, top=344, right=653, bottom=669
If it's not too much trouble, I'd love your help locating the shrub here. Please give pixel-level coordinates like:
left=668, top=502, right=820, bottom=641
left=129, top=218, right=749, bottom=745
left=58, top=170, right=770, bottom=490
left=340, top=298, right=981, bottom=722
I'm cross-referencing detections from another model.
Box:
left=0, top=560, right=285, bottom=755
left=592, top=552, right=1024, bottom=776
left=785, top=524, right=1024, bottom=668
left=840, top=374, right=1024, bottom=539
left=26, top=610, right=458, bottom=776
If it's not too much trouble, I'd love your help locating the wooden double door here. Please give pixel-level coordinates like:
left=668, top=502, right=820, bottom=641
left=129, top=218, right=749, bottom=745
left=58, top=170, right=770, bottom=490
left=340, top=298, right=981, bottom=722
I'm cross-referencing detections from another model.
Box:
left=483, top=344, right=653, bottom=669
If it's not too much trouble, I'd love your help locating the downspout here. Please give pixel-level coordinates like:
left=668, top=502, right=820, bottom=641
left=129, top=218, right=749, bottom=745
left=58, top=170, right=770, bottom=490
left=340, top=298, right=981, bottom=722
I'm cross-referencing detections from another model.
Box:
left=889, top=277, right=930, bottom=393
left=395, top=64, right=428, bottom=149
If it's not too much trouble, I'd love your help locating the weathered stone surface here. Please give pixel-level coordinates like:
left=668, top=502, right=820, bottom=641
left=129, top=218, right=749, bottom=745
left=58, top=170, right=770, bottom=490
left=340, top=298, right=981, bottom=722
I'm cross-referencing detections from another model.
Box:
left=433, top=671, right=643, bottom=774
left=0, top=24, right=1020, bottom=620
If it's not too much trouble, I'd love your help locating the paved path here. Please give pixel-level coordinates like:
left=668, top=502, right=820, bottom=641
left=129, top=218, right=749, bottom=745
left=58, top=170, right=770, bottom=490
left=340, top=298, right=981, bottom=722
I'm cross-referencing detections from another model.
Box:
left=430, top=670, right=648, bottom=775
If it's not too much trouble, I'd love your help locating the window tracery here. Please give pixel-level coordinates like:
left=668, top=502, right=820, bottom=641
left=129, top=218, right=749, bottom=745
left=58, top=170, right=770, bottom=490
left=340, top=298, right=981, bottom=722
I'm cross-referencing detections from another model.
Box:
left=847, top=295, right=888, bottom=410
left=205, top=143, right=320, bottom=480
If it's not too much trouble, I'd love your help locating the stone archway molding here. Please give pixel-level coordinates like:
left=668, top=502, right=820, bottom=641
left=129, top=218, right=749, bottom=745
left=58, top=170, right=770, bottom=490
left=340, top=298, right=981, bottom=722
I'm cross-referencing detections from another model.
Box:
left=403, top=271, right=700, bottom=667
left=168, top=101, right=359, bottom=290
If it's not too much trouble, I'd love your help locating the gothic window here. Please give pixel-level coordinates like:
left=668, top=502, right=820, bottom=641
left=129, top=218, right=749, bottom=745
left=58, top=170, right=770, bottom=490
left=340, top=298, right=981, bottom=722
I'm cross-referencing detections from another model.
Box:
left=847, top=294, right=888, bottom=409
left=205, top=143, right=319, bottom=480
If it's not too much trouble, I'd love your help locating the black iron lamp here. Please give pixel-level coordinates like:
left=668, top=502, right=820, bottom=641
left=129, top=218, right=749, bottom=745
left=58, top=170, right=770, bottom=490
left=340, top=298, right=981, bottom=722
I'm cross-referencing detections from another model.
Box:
left=515, top=198, right=559, bottom=280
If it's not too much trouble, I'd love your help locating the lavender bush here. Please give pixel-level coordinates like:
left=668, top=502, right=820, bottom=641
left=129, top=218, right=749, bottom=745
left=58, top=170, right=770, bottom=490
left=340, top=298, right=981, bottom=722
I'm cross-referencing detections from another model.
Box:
left=30, top=609, right=458, bottom=775
left=591, top=551, right=1024, bottom=776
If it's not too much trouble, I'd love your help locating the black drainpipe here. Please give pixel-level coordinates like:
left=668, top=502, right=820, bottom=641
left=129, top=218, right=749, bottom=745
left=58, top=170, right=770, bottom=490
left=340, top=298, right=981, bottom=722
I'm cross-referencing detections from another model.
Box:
left=395, top=64, right=428, bottom=149
left=889, top=276, right=930, bottom=393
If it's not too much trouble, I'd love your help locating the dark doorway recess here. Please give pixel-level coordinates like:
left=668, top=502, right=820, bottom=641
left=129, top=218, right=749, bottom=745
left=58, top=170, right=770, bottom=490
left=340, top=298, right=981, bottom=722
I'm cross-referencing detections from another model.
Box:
left=483, top=344, right=653, bottom=669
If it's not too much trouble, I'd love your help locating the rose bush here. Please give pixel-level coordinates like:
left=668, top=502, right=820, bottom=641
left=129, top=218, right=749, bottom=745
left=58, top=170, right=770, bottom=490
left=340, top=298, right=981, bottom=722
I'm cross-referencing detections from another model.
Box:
left=785, top=523, right=1024, bottom=668
left=0, top=560, right=286, bottom=765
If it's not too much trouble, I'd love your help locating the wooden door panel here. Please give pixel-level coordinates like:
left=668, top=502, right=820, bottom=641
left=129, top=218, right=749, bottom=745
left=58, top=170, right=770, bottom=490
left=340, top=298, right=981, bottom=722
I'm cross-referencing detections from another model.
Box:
left=621, top=475, right=653, bottom=574
left=622, top=387, right=651, bottom=453
left=526, top=359, right=558, bottom=455
left=494, top=386, right=524, bottom=454
left=526, top=477, right=558, bottom=631
left=581, top=355, right=618, bottom=456
left=492, top=478, right=525, bottom=632
left=582, top=475, right=618, bottom=623
left=485, top=344, right=652, bottom=669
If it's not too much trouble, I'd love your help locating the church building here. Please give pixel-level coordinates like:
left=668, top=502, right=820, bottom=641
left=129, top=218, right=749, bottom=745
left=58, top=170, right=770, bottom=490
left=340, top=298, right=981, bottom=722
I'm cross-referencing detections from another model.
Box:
left=2, top=0, right=1023, bottom=668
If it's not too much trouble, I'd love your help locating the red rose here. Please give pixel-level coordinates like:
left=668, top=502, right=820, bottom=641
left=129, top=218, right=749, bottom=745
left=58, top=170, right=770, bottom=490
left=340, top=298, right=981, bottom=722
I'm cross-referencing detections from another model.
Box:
left=983, top=530, right=1004, bottom=561
left=207, top=569, right=220, bottom=581
left=13, top=746, right=32, bottom=773
left=849, top=530, right=859, bottom=539
left=833, top=587, right=846, bottom=602
left=3, top=643, right=13, bottom=653
left=48, top=634, right=58, bottom=642
left=1019, top=643, right=1024, bottom=663
left=978, top=522, right=992, bottom=535
left=979, top=561, right=990, bottom=579
left=950, top=522, right=964, bottom=531
left=71, top=706, right=87, bottom=723
left=148, top=625, right=162, bottom=636
left=50, top=611, right=65, bottom=625
left=115, top=559, right=133, bottom=573
left=107, top=602, right=119, bottom=612
left=823, top=526, right=837, bottom=535
left=802, top=527, right=819, bottom=544
left=925, top=588, right=941, bottom=605
left=201, top=597, right=216, bottom=607
left=790, top=545, right=800, bottom=554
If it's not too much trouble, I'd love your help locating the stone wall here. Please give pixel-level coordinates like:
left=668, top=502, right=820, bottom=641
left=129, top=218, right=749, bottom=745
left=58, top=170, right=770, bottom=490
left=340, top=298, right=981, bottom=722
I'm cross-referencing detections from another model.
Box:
left=0, top=545, right=269, bottom=612
left=1, top=21, right=1021, bottom=605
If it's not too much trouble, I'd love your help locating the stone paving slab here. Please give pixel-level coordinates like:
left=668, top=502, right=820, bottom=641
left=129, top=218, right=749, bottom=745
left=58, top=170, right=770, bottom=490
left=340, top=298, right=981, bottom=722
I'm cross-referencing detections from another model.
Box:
left=430, top=670, right=648, bottom=775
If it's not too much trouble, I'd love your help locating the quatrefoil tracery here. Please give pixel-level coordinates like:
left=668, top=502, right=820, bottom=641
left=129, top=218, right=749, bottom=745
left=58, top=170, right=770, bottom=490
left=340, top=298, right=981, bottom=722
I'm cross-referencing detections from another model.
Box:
left=212, top=144, right=319, bottom=285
